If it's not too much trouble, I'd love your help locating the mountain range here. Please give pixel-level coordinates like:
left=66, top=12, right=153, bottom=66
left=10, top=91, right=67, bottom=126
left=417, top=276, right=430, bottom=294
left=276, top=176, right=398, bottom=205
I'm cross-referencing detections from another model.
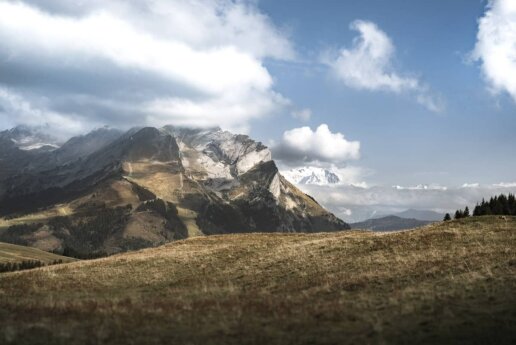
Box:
left=0, top=125, right=347, bottom=257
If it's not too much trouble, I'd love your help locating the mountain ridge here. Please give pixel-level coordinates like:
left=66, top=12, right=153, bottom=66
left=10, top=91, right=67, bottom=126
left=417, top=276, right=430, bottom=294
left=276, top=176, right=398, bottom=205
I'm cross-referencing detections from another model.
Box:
left=0, top=125, right=348, bottom=257
left=350, top=215, right=434, bottom=231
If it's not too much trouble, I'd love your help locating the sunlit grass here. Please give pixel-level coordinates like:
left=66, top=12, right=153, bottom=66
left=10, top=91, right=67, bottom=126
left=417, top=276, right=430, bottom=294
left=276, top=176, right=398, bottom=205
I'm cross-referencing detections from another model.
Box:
left=0, top=216, right=514, bottom=344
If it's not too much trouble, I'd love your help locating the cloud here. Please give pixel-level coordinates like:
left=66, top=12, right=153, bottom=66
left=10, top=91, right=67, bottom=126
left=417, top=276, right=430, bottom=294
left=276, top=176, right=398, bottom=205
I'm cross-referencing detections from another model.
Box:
left=393, top=184, right=447, bottom=191
left=493, top=182, right=516, bottom=188
left=272, top=124, right=360, bottom=165
left=473, top=0, right=516, bottom=102
left=324, top=20, right=443, bottom=112
left=298, top=183, right=516, bottom=223
left=462, top=183, right=480, bottom=188
left=0, top=88, right=87, bottom=138
left=291, top=108, right=312, bottom=122
left=0, top=0, right=294, bottom=134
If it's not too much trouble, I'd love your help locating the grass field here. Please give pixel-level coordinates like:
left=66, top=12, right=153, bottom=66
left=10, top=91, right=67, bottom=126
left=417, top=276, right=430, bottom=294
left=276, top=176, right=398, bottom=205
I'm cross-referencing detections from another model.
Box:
left=0, top=216, right=515, bottom=344
left=0, top=242, right=77, bottom=264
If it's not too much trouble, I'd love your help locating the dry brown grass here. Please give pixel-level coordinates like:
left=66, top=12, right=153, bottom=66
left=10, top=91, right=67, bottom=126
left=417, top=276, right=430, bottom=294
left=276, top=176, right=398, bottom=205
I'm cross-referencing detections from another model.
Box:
left=0, top=216, right=515, bottom=344
left=0, top=242, right=77, bottom=264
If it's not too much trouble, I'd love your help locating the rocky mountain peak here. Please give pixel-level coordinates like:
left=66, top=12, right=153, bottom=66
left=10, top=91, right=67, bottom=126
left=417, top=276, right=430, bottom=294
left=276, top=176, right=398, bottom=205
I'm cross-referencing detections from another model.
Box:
left=0, top=125, right=348, bottom=257
left=1, top=125, right=61, bottom=151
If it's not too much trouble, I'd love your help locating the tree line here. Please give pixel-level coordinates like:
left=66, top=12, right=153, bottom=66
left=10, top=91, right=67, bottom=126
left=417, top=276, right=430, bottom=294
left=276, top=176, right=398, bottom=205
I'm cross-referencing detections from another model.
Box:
left=443, top=193, right=516, bottom=221
left=0, top=259, right=63, bottom=273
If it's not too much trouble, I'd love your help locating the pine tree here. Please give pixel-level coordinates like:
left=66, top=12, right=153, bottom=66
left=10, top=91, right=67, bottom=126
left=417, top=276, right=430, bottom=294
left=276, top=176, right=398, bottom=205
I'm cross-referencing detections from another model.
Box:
left=463, top=206, right=470, bottom=217
left=443, top=213, right=452, bottom=221
left=454, top=210, right=462, bottom=220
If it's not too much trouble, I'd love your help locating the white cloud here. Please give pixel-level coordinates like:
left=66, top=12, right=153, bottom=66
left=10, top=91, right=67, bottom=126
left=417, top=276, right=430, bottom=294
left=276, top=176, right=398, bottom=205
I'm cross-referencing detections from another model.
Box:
left=393, top=184, right=448, bottom=191
left=291, top=108, right=312, bottom=122
left=273, top=124, right=360, bottom=164
left=473, top=0, right=516, bottom=102
left=462, top=183, right=480, bottom=188
left=327, top=20, right=418, bottom=92
left=0, top=88, right=88, bottom=139
left=324, top=20, right=443, bottom=112
left=299, top=183, right=516, bottom=223
left=493, top=182, right=516, bottom=188
left=0, top=0, right=294, bottom=133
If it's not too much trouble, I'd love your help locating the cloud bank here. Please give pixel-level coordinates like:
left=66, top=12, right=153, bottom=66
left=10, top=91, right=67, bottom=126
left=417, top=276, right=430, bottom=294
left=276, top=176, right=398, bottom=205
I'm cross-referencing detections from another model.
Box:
left=299, top=182, right=516, bottom=223
left=324, top=20, right=443, bottom=112
left=0, top=0, right=294, bottom=134
left=473, top=0, right=516, bottom=102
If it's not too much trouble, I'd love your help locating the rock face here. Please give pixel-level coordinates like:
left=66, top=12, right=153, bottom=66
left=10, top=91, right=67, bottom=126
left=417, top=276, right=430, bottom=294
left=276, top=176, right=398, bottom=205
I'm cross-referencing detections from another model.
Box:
left=0, top=126, right=348, bottom=257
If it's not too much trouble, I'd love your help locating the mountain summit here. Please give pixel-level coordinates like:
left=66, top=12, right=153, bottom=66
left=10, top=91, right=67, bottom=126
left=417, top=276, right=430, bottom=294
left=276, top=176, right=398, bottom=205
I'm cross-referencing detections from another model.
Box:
left=0, top=126, right=348, bottom=256
left=282, top=167, right=341, bottom=185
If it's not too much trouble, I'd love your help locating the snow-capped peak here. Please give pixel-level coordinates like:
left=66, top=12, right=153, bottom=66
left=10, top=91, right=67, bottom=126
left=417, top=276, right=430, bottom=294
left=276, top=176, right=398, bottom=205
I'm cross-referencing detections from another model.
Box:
left=281, top=167, right=340, bottom=185
left=4, top=125, right=61, bottom=151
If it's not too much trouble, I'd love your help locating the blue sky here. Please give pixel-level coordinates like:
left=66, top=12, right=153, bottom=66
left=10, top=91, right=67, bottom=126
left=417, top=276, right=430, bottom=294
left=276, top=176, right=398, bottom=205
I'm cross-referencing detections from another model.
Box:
left=251, top=0, right=516, bottom=187
left=0, top=0, right=515, bottom=221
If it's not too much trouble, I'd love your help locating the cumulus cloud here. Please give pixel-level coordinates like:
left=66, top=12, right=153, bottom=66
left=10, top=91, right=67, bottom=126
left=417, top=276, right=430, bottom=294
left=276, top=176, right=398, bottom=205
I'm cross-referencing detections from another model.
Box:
left=291, top=108, right=312, bottom=122
left=473, top=0, right=516, bottom=102
left=272, top=124, right=360, bottom=165
left=0, top=0, right=294, bottom=134
left=324, top=20, right=443, bottom=112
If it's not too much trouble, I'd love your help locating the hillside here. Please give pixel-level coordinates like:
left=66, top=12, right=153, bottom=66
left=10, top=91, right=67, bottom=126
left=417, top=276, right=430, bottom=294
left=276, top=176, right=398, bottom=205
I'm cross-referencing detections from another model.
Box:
left=0, top=216, right=514, bottom=344
left=0, top=242, right=76, bottom=264
left=350, top=215, right=433, bottom=231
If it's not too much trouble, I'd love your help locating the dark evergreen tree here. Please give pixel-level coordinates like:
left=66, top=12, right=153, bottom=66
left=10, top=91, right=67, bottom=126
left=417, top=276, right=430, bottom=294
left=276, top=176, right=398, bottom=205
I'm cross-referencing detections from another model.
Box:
left=471, top=193, right=516, bottom=217
left=443, top=213, right=452, bottom=221
left=463, top=206, right=470, bottom=217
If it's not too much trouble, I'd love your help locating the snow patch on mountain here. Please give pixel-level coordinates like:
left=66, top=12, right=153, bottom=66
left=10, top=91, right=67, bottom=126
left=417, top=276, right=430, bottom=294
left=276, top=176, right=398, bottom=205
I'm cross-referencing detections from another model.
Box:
left=281, top=167, right=341, bottom=185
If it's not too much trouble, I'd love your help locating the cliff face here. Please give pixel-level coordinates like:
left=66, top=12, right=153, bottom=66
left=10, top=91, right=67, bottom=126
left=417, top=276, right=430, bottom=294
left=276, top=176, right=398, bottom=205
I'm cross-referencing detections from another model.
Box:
left=0, top=126, right=348, bottom=256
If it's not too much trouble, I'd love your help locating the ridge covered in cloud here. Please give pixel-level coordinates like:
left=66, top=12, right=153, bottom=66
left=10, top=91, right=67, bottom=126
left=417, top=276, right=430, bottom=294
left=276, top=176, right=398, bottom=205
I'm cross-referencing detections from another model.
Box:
left=0, top=0, right=294, bottom=134
left=272, top=124, right=360, bottom=165
left=473, top=0, right=516, bottom=102
left=324, top=20, right=443, bottom=112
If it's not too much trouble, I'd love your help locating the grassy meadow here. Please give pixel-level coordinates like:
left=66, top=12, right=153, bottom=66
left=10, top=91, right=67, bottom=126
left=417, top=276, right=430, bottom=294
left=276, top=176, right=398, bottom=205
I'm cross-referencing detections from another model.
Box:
left=0, top=242, right=76, bottom=265
left=0, top=216, right=514, bottom=344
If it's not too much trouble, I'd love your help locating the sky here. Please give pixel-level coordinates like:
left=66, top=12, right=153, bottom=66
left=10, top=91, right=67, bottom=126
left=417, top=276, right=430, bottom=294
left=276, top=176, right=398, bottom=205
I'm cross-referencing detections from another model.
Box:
left=0, top=0, right=515, bottom=221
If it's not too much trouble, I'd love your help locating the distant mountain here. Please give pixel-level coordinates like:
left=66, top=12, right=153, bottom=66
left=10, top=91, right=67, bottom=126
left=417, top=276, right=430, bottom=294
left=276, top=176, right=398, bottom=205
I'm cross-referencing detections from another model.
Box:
left=282, top=167, right=340, bottom=185
left=350, top=215, right=434, bottom=232
left=50, top=126, right=123, bottom=165
left=393, top=209, right=444, bottom=221
left=0, top=126, right=348, bottom=257
left=0, top=125, right=60, bottom=151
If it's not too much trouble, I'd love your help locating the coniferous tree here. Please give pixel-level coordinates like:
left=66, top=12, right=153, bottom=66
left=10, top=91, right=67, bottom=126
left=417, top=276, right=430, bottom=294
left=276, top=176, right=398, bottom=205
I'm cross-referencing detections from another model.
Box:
left=454, top=210, right=462, bottom=220
left=463, top=206, right=470, bottom=217
left=443, top=213, right=452, bottom=221
left=470, top=193, right=516, bottom=217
